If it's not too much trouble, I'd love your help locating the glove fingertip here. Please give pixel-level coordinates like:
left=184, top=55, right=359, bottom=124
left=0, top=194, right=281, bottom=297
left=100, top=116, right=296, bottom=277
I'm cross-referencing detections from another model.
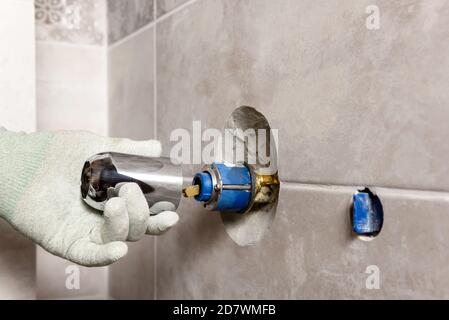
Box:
left=162, top=211, right=179, bottom=227
left=150, top=201, right=177, bottom=215
left=104, top=241, right=128, bottom=263
left=147, top=211, right=179, bottom=235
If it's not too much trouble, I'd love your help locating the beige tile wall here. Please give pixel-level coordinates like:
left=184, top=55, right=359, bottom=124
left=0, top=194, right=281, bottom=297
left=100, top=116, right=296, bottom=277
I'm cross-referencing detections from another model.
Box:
left=157, top=0, right=449, bottom=192
left=156, top=0, right=190, bottom=17
left=152, top=0, right=449, bottom=299
left=107, top=0, right=154, bottom=44
left=36, top=42, right=108, bottom=135
left=108, top=26, right=155, bottom=140
left=34, top=0, right=449, bottom=299
left=157, top=184, right=449, bottom=299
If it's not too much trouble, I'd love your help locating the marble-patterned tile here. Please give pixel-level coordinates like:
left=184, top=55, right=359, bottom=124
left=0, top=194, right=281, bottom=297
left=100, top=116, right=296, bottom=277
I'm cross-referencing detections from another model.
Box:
left=107, top=0, right=154, bottom=44
left=157, top=183, right=449, bottom=299
left=156, top=0, right=189, bottom=17
left=108, top=26, right=155, bottom=140
left=35, top=0, right=107, bottom=46
left=156, top=0, right=449, bottom=191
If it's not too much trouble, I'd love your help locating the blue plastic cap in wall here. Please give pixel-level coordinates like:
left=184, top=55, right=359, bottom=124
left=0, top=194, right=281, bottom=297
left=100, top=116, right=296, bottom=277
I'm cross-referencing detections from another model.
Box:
left=352, top=188, right=384, bottom=238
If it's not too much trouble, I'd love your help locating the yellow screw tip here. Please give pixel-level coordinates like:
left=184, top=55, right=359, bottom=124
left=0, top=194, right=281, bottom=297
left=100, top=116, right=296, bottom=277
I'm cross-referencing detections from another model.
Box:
left=183, top=185, right=200, bottom=198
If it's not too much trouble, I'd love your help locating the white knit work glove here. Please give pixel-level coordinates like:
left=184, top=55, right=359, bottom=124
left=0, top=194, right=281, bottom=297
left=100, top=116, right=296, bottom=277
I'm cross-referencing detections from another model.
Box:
left=0, top=129, right=179, bottom=267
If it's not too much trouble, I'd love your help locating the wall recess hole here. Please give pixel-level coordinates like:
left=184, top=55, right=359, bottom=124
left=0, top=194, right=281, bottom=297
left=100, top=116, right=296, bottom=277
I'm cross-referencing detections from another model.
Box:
left=220, top=106, right=279, bottom=246
left=350, top=187, right=383, bottom=241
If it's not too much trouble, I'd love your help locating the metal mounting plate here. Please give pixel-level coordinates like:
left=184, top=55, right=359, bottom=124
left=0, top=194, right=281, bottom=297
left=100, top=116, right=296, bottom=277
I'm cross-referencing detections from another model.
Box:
left=220, top=106, right=280, bottom=246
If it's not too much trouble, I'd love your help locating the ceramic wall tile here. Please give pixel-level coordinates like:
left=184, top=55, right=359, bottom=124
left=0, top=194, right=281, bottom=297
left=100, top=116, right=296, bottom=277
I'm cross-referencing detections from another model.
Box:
left=156, top=183, right=449, bottom=299
left=0, top=220, right=36, bottom=299
left=156, top=0, right=449, bottom=191
left=36, top=41, right=108, bottom=135
left=30, top=0, right=449, bottom=300
left=108, top=26, right=155, bottom=140
left=107, top=0, right=154, bottom=44
left=156, top=0, right=189, bottom=17
left=109, top=238, right=155, bottom=299
left=34, top=0, right=155, bottom=46
left=36, top=247, right=109, bottom=299
left=0, top=0, right=36, bottom=132
left=35, top=0, right=107, bottom=45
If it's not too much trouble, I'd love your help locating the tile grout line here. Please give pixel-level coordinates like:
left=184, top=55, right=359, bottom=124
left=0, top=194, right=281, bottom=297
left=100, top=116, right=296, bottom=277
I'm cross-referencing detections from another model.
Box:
left=108, top=20, right=156, bottom=50
left=104, top=0, right=110, bottom=139
left=104, top=0, right=111, bottom=298
left=32, top=0, right=37, bottom=132
left=36, top=0, right=198, bottom=54
left=153, top=0, right=158, bottom=302
left=281, top=179, right=449, bottom=195
left=156, top=0, right=200, bottom=23
left=38, top=0, right=200, bottom=51
left=102, top=0, right=200, bottom=300
left=107, top=0, right=198, bottom=49
left=151, top=0, right=200, bottom=301
left=36, top=39, right=105, bottom=50
left=282, top=181, right=449, bottom=200
left=107, top=0, right=199, bottom=52
left=154, top=4, right=158, bottom=141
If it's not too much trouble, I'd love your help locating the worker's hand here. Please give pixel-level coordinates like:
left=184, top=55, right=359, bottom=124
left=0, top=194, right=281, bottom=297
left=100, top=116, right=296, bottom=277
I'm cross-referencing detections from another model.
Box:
left=0, top=129, right=179, bottom=267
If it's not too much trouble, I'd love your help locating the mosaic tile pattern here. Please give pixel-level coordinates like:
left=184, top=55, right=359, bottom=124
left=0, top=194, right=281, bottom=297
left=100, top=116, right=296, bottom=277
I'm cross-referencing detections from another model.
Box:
left=35, top=0, right=155, bottom=45
left=107, top=0, right=154, bottom=44
left=35, top=0, right=106, bottom=45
